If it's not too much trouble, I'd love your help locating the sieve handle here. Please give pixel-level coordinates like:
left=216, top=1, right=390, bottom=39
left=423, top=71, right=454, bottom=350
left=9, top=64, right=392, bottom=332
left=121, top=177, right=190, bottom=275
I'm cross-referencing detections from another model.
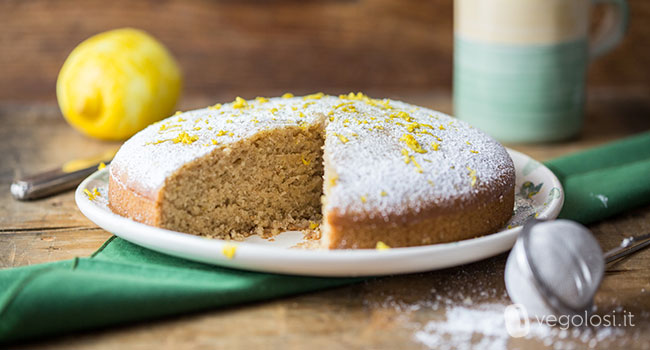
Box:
left=604, top=233, right=650, bottom=264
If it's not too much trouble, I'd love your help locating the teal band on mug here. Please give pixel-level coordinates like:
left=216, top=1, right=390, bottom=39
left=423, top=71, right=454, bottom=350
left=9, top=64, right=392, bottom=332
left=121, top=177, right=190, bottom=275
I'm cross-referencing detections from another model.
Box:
left=454, top=0, right=628, bottom=143
left=454, top=38, right=588, bottom=143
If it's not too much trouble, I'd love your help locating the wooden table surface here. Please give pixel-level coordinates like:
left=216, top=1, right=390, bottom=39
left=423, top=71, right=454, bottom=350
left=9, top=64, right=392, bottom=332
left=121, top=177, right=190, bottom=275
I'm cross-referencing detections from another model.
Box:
left=2, top=90, right=650, bottom=349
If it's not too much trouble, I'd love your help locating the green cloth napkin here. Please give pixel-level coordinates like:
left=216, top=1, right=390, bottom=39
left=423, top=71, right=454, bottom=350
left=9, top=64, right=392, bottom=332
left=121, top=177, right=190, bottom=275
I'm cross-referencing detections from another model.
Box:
left=544, top=131, right=650, bottom=224
left=2, top=131, right=650, bottom=344
left=0, top=237, right=361, bottom=343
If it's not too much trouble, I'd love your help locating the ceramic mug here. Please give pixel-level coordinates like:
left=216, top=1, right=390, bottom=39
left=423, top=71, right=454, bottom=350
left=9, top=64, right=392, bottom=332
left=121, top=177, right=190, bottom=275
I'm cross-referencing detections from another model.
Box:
left=453, top=0, right=628, bottom=143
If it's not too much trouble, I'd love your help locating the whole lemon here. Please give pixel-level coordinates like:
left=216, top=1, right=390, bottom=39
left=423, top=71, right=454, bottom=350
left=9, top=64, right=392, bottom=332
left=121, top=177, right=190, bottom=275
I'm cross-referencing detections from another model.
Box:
left=57, top=28, right=182, bottom=140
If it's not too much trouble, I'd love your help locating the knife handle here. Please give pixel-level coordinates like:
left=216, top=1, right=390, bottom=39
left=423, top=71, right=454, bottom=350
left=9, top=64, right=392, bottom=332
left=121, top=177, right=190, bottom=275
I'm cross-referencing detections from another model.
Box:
left=11, top=162, right=109, bottom=201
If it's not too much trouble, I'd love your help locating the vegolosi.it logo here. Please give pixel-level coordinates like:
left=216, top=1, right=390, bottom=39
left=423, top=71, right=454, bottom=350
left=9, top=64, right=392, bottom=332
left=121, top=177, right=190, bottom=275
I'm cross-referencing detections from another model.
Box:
left=504, top=304, right=531, bottom=337
left=503, top=303, right=636, bottom=337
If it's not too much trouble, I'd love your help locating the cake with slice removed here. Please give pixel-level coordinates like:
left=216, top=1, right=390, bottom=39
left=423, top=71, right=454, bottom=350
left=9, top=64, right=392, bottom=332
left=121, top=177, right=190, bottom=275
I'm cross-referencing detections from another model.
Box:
left=108, top=93, right=515, bottom=249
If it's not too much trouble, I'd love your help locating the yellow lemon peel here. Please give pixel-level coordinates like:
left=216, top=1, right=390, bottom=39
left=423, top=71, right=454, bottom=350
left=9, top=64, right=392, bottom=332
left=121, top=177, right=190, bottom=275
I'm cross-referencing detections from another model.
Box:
left=84, top=187, right=101, bottom=200
left=232, top=97, right=248, bottom=109
left=376, top=241, right=391, bottom=250
left=222, top=244, right=237, bottom=259
left=399, top=134, right=427, bottom=153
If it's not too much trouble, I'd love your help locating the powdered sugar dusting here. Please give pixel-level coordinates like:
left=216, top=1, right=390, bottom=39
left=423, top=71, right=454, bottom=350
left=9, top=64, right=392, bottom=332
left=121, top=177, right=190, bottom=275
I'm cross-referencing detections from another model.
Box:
left=111, top=93, right=513, bottom=219
left=323, top=98, right=513, bottom=218
left=413, top=303, right=634, bottom=350
left=362, top=266, right=643, bottom=350
left=414, top=303, right=511, bottom=350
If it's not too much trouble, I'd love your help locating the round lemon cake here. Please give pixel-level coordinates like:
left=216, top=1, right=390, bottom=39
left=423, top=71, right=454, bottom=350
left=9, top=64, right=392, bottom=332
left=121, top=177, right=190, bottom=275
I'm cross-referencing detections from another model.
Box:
left=108, top=93, right=515, bottom=249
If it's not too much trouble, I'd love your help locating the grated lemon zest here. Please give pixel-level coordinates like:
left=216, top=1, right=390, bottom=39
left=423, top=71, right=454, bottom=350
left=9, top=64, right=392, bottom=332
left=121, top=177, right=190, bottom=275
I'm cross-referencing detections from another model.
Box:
left=376, top=241, right=391, bottom=250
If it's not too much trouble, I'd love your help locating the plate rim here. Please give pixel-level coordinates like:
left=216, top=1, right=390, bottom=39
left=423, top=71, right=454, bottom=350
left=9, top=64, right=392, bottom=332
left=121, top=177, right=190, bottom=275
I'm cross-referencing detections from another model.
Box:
left=75, top=148, right=564, bottom=276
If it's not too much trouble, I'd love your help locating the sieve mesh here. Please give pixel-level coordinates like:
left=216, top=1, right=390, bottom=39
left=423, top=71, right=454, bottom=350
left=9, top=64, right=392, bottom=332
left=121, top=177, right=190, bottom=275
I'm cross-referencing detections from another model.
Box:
left=525, top=220, right=604, bottom=312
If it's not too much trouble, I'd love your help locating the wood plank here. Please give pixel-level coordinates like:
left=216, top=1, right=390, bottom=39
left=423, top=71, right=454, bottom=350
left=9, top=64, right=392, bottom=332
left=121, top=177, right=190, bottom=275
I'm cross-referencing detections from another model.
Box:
left=0, top=0, right=453, bottom=102
left=1, top=0, right=649, bottom=102
left=0, top=229, right=110, bottom=268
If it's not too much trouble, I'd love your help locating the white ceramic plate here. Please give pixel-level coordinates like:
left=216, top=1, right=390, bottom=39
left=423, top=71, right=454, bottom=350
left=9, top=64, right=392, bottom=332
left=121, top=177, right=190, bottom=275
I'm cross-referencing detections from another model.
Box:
left=76, top=149, right=563, bottom=277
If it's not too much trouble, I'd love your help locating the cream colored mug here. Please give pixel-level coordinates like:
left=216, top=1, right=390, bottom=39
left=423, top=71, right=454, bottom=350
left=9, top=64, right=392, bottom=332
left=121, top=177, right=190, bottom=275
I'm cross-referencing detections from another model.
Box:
left=454, top=0, right=628, bottom=142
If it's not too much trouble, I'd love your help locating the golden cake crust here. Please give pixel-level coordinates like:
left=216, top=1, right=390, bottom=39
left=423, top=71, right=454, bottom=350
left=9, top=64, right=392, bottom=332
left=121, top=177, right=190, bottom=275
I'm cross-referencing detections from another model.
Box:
left=323, top=183, right=514, bottom=249
left=108, top=171, right=161, bottom=227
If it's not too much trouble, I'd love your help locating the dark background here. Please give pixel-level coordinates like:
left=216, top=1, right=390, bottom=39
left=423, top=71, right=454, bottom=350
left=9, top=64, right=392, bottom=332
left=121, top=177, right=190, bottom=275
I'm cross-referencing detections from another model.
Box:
left=1, top=0, right=649, bottom=106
